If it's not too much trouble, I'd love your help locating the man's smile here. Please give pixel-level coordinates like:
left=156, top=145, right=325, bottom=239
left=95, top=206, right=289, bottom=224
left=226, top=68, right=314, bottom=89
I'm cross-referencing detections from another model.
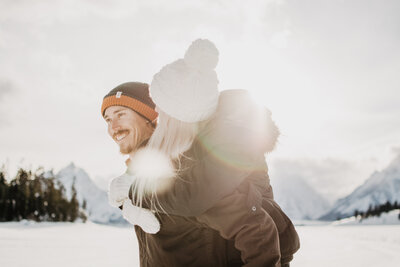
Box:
left=114, top=130, right=129, bottom=142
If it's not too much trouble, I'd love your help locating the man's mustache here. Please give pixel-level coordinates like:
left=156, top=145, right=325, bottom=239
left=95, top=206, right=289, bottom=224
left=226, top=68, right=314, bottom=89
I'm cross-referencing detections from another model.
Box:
left=113, top=129, right=129, bottom=140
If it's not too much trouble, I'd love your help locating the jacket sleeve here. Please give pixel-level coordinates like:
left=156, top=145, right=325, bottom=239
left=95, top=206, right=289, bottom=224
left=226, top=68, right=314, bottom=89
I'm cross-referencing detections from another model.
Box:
left=138, top=140, right=264, bottom=216
left=196, top=185, right=281, bottom=267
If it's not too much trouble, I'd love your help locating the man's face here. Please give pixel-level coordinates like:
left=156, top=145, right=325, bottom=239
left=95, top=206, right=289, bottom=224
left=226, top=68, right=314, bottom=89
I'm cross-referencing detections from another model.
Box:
left=104, top=106, right=153, bottom=154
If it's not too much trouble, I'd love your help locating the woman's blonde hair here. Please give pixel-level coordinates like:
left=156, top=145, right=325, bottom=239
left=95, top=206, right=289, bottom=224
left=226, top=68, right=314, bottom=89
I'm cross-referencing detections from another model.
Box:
left=131, top=109, right=198, bottom=211
left=147, top=109, right=198, bottom=160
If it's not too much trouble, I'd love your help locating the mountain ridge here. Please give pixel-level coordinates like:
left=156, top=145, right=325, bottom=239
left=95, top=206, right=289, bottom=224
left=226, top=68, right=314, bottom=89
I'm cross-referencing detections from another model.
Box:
left=320, top=154, right=400, bottom=220
left=55, top=162, right=126, bottom=224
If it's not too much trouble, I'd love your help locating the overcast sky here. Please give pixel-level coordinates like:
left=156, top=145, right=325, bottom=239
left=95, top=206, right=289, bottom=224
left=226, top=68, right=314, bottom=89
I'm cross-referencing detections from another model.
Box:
left=1, top=0, right=399, bottom=202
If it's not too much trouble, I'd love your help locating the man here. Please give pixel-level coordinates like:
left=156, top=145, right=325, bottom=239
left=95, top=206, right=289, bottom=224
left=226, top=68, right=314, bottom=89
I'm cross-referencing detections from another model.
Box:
left=101, top=81, right=243, bottom=267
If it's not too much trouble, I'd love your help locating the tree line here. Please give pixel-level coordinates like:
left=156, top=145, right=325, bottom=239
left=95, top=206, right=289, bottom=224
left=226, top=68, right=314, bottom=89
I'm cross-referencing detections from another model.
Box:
left=0, top=166, right=86, bottom=222
left=353, top=200, right=400, bottom=221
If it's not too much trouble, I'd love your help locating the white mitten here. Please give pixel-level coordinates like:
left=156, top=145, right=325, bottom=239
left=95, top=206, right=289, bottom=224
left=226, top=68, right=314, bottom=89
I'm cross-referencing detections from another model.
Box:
left=122, top=199, right=160, bottom=234
left=108, top=173, right=136, bottom=208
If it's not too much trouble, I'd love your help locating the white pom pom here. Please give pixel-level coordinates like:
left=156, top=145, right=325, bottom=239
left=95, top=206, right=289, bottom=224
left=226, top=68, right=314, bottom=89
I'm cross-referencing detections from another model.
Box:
left=184, top=39, right=219, bottom=71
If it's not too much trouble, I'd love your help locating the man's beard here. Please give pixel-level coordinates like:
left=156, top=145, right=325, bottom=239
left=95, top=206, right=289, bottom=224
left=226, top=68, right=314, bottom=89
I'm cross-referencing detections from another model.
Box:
left=118, top=127, right=141, bottom=155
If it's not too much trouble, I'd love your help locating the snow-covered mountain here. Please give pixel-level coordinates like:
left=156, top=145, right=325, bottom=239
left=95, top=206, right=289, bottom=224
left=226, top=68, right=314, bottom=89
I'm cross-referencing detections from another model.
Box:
left=55, top=163, right=126, bottom=224
left=271, top=175, right=331, bottom=220
left=320, top=155, right=400, bottom=221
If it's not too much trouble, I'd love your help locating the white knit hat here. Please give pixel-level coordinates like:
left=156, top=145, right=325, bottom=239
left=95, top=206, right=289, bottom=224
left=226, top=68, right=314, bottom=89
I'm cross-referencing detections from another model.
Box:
left=150, top=39, right=219, bottom=123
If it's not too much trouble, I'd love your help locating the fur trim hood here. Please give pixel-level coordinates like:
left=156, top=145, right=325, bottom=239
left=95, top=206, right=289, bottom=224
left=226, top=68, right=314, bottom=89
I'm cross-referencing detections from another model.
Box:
left=127, top=148, right=175, bottom=208
left=199, top=89, right=280, bottom=155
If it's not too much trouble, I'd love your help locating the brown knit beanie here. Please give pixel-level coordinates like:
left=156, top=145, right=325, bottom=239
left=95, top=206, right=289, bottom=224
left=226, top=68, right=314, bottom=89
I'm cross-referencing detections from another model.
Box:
left=101, top=82, right=158, bottom=122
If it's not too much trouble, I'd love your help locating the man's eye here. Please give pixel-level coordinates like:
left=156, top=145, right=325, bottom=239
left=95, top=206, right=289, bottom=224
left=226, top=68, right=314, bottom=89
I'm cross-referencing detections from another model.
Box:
left=118, top=113, right=125, bottom=118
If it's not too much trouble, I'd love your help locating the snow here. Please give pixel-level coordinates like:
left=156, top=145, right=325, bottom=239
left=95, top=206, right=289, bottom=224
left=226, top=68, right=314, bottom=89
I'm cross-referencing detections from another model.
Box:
left=0, top=222, right=139, bottom=267
left=293, top=224, right=400, bottom=267
left=1, top=221, right=399, bottom=267
left=332, top=209, right=400, bottom=226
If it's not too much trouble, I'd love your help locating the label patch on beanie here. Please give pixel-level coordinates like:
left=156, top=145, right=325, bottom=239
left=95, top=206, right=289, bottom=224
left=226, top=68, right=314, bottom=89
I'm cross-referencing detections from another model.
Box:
left=116, top=91, right=122, bottom=98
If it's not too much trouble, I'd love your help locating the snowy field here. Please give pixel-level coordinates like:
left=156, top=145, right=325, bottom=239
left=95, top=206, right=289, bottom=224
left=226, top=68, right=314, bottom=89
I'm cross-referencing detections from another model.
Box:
left=1, top=221, right=399, bottom=267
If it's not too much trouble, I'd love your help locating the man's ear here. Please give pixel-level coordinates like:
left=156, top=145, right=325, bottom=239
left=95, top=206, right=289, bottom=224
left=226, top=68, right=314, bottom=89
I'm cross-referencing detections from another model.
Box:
left=143, top=120, right=156, bottom=142
left=147, top=118, right=158, bottom=128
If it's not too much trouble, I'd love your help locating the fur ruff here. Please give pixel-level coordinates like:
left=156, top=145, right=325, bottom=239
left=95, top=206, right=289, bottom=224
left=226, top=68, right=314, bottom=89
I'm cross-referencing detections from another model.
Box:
left=128, top=147, right=175, bottom=209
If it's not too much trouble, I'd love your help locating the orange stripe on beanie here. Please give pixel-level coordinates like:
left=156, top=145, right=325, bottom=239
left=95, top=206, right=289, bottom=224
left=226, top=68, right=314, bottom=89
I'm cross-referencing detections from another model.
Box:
left=101, top=82, right=158, bottom=122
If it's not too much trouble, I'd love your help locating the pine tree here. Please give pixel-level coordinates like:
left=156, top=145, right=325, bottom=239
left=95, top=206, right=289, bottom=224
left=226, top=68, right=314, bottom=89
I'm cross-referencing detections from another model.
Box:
left=80, top=199, right=88, bottom=223
left=31, top=172, right=44, bottom=221
left=0, top=164, right=83, bottom=223
left=354, top=210, right=359, bottom=218
left=383, top=201, right=391, bottom=213
left=69, top=177, right=79, bottom=222
left=0, top=169, right=8, bottom=221
left=8, top=178, right=18, bottom=221
left=366, top=204, right=373, bottom=218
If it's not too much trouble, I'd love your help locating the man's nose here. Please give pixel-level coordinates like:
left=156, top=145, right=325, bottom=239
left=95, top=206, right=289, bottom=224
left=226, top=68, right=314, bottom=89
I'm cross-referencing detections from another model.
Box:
left=111, top=119, right=121, bottom=132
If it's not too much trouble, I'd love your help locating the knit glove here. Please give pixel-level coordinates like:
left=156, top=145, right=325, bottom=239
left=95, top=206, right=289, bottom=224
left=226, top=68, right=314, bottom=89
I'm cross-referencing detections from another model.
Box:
left=122, top=199, right=160, bottom=234
left=108, top=173, right=136, bottom=208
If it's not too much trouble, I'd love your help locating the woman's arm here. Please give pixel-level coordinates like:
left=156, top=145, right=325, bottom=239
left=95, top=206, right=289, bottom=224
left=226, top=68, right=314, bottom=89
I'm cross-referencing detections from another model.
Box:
left=130, top=140, right=265, bottom=217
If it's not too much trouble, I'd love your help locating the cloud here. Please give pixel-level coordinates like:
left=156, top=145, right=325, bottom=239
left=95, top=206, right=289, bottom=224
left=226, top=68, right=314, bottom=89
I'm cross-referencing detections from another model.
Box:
left=391, top=146, right=400, bottom=155
left=0, top=79, right=18, bottom=126
left=270, top=0, right=400, bottom=111
left=0, top=79, right=16, bottom=102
